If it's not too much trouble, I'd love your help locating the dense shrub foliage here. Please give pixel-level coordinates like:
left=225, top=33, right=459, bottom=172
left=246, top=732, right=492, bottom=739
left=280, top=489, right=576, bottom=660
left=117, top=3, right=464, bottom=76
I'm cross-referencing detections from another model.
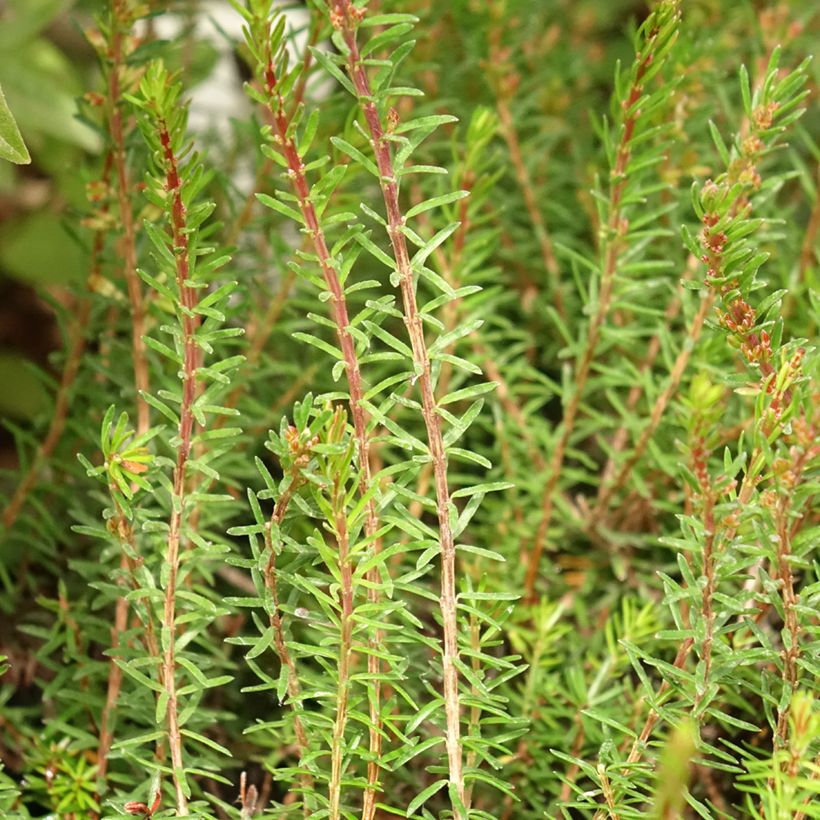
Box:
left=0, top=0, right=818, bottom=817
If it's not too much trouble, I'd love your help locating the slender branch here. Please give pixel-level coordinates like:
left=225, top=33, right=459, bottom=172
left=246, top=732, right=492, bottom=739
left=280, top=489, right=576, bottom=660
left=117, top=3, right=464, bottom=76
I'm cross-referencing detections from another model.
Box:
left=326, top=0, right=465, bottom=815
left=108, top=0, right=150, bottom=435
left=794, top=751, right=820, bottom=820
left=403, top=180, right=473, bottom=529
left=625, top=638, right=695, bottom=769
left=263, top=471, right=310, bottom=758
left=155, top=115, right=199, bottom=816
left=254, top=18, right=386, bottom=809
left=332, top=2, right=466, bottom=808
left=591, top=637, right=694, bottom=820
left=223, top=11, right=320, bottom=248
left=523, top=13, right=674, bottom=601
left=462, top=608, right=481, bottom=808
left=0, top=142, right=117, bottom=533
left=771, top=493, right=800, bottom=748
left=768, top=436, right=815, bottom=786
left=95, top=555, right=129, bottom=796
left=329, top=447, right=355, bottom=819
left=593, top=287, right=714, bottom=517
left=596, top=259, right=694, bottom=492
left=96, top=516, right=165, bottom=797
left=694, top=497, right=717, bottom=717
left=597, top=764, right=620, bottom=820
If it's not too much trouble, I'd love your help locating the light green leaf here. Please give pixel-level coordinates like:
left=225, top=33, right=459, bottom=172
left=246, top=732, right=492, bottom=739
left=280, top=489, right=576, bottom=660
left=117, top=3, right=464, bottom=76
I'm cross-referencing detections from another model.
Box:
left=407, top=779, right=447, bottom=815
left=0, top=83, right=30, bottom=163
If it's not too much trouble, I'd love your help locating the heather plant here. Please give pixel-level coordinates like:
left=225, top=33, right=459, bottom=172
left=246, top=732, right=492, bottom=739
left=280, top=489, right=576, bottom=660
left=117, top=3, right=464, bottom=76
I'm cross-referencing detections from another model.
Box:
left=0, top=1, right=817, bottom=819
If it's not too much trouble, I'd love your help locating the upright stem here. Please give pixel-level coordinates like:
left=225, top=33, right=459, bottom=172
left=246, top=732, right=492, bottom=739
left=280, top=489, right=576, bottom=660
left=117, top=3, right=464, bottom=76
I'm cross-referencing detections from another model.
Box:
left=329, top=487, right=355, bottom=819
left=94, top=6, right=149, bottom=785
left=109, top=0, right=150, bottom=435
left=772, top=493, right=799, bottom=749
left=95, top=554, right=129, bottom=796
left=768, top=440, right=813, bottom=780
left=258, top=34, right=385, bottom=811
left=156, top=118, right=199, bottom=816
left=694, top=495, right=718, bottom=716
left=597, top=764, right=620, bottom=820
left=591, top=636, right=694, bottom=820
left=332, top=2, right=465, bottom=808
left=593, top=288, right=715, bottom=516
left=262, top=472, right=313, bottom=807
left=523, top=24, right=665, bottom=601
left=97, top=517, right=165, bottom=796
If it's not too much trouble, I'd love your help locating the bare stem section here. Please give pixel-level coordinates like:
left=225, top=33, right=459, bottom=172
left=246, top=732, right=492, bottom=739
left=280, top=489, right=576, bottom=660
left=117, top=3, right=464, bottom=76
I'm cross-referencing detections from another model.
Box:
left=332, top=1, right=466, bottom=808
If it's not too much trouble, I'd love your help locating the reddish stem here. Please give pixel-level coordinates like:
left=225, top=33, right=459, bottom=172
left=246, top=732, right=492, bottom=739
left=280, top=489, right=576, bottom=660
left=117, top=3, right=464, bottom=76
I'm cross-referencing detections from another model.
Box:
left=332, top=1, right=466, bottom=808
left=259, top=35, right=385, bottom=811
left=156, top=117, right=200, bottom=816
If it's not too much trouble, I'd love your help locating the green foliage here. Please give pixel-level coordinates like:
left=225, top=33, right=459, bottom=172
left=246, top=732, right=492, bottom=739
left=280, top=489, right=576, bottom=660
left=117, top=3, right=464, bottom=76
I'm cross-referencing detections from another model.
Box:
left=0, top=1, right=818, bottom=818
left=0, top=82, right=30, bottom=164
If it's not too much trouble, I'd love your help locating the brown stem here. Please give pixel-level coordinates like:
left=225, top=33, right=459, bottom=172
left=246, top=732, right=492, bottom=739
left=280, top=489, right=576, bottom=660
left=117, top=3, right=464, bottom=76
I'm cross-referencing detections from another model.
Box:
left=768, top=439, right=814, bottom=786
left=794, top=753, right=820, bottom=820
left=694, top=493, right=717, bottom=717
left=556, top=719, right=586, bottom=806
left=771, top=494, right=800, bottom=744
left=627, top=638, right=694, bottom=768
left=403, top=183, right=473, bottom=531
left=223, top=15, right=319, bottom=248
left=597, top=764, right=620, bottom=819
left=4, top=140, right=111, bottom=536
left=332, top=2, right=466, bottom=808
left=97, top=514, right=165, bottom=803
left=94, top=8, right=149, bottom=777
left=462, top=609, right=482, bottom=808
